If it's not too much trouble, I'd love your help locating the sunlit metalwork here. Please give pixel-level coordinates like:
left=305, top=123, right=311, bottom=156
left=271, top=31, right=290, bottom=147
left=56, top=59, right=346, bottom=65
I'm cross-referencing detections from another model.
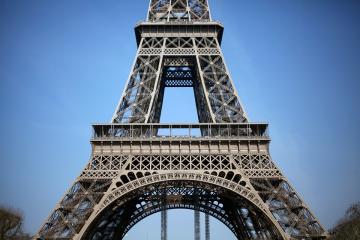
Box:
left=34, top=1, right=328, bottom=239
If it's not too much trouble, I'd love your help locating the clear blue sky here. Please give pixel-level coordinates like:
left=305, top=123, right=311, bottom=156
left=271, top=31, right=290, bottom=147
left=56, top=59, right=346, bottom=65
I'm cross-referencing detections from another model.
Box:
left=0, top=0, right=359, bottom=238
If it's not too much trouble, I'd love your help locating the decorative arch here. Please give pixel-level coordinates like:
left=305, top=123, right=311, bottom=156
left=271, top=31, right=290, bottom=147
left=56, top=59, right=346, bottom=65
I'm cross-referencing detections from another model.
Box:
left=123, top=200, right=235, bottom=237
left=78, top=172, right=287, bottom=240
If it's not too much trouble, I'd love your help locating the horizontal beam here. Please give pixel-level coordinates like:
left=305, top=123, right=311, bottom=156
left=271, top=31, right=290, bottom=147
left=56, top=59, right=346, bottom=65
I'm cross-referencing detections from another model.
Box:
left=135, top=22, right=224, bottom=46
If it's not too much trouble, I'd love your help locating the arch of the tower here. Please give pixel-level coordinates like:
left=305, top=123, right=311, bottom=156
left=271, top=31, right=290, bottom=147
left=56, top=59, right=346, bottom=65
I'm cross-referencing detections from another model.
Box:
left=78, top=173, right=286, bottom=240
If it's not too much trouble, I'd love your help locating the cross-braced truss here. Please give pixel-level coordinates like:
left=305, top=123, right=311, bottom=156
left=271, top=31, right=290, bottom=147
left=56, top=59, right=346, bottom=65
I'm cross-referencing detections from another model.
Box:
left=112, top=36, right=247, bottom=123
left=148, top=0, right=211, bottom=22
left=34, top=0, right=328, bottom=239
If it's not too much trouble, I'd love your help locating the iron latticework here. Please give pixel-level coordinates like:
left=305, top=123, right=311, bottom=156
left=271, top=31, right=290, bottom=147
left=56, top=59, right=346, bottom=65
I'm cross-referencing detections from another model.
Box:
left=35, top=1, right=328, bottom=239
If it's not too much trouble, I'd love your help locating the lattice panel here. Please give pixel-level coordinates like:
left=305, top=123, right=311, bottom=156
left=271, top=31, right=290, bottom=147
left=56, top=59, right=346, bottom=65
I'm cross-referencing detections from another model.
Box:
left=80, top=155, right=130, bottom=179
left=139, top=48, right=162, bottom=55
left=80, top=171, right=119, bottom=179
left=233, top=154, right=282, bottom=178
left=79, top=153, right=284, bottom=180
left=164, top=57, right=194, bottom=67
left=142, top=37, right=164, bottom=48
left=199, top=55, right=247, bottom=123
left=113, top=55, right=161, bottom=123
left=195, top=37, right=218, bottom=48
left=164, top=66, right=193, bottom=80
left=148, top=0, right=210, bottom=22
left=197, top=48, right=220, bottom=55
left=85, top=155, right=129, bottom=171
left=164, top=79, right=193, bottom=87
left=126, top=154, right=235, bottom=171
left=166, top=37, right=194, bottom=48
left=164, top=48, right=196, bottom=55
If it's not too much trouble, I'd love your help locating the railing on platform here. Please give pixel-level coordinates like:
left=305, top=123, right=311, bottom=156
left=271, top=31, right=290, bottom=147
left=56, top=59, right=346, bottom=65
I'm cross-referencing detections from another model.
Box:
left=92, top=123, right=269, bottom=141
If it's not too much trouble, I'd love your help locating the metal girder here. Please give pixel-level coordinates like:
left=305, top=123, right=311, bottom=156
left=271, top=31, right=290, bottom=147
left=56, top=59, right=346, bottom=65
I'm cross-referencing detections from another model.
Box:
left=205, top=213, right=210, bottom=240
left=161, top=208, right=167, bottom=240
left=194, top=209, right=200, bottom=240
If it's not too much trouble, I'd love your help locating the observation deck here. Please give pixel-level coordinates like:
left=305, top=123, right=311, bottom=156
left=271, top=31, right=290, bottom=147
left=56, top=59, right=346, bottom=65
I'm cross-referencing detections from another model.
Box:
left=91, top=123, right=269, bottom=142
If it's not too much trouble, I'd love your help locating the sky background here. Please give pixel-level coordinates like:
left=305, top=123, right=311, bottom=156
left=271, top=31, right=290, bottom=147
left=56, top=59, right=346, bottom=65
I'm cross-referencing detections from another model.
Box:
left=0, top=0, right=360, bottom=239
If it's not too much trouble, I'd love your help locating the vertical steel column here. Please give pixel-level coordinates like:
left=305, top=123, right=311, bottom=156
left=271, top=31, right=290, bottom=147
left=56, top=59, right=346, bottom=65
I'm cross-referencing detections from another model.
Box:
left=194, top=210, right=200, bottom=240
left=161, top=187, right=167, bottom=240
left=205, top=213, right=210, bottom=240
left=161, top=210, right=167, bottom=240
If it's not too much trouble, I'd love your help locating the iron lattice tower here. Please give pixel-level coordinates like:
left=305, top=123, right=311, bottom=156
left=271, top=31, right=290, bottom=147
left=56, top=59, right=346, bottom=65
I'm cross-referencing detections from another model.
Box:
left=35, top=1, right=328, bottom=239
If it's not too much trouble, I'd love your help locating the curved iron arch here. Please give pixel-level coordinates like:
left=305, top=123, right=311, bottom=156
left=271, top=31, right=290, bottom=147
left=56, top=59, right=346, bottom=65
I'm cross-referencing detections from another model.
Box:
left=117, top=185, right=237, bottom=238
left=78, top=172, right=287, bottom=240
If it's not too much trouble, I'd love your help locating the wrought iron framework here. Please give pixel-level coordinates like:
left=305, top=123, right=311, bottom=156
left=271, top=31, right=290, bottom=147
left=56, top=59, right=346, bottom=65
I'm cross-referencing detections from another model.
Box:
left=34, top=1, right=328, bottom=240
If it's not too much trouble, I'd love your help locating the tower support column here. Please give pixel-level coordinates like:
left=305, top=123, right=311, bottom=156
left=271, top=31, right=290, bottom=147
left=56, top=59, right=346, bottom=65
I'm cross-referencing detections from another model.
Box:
left=161, top=210, right=167, bottom=240
left=205, top=213, right=210, bottom=240
left=194, top=210, right=200, bottom=240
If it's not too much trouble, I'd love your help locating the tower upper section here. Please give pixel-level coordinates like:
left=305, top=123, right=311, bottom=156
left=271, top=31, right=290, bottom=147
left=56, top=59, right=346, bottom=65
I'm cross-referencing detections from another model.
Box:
left=135, top=0, right=221, bottom=47
left=147, top=0, right=211, bottom=22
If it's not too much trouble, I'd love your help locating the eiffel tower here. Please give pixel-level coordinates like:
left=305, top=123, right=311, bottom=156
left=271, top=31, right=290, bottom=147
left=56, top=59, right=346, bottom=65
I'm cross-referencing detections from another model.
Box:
left=35, top=1, right=328, bottom=239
